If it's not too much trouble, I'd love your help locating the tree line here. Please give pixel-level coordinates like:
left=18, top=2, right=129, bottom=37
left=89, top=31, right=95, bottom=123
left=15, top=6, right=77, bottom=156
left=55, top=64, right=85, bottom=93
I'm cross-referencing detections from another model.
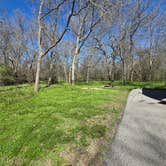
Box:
left=0, top=0, right=166, bottom=92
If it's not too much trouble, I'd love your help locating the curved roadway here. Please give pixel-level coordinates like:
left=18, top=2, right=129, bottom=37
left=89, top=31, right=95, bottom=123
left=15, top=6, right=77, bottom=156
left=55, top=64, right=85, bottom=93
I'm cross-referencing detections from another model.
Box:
left=105, top=89, right=166, bottom=166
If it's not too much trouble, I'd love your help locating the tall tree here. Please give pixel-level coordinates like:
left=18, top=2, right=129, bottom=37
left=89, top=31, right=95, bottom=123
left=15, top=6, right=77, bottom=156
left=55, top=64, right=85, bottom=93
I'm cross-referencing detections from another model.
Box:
left=70, top=0, right=101, bottom=84
left=34, top=0, right=75, bottom=92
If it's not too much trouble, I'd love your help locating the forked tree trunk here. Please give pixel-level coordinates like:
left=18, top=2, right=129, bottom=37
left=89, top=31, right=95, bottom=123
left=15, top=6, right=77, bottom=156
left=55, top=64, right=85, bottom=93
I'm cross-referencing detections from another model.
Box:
left=34, top=0, right=75, bottom=91
left=34, top=0, right=44, bottom=92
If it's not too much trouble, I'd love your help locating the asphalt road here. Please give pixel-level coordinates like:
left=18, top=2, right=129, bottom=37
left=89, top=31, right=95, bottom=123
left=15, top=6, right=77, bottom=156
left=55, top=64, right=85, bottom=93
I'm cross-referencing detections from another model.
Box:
left=105, top=89, right=166, bottom=166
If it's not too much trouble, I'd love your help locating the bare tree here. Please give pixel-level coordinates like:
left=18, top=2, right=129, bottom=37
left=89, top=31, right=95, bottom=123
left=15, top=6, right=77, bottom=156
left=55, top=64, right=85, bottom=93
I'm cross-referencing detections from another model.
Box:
left=34, top=0, right=75, bottom=92
left=0, top=0, right=165, bottom=86
left=70, top=1, right=102, bottom=84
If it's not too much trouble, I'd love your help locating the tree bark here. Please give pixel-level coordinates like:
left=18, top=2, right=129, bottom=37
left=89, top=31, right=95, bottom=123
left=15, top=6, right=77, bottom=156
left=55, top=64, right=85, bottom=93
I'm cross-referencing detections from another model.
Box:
left=68, top=67, right=71, bottom=83
left=63, top=64, right=68, bottom=83
left=71, top=38, right=79, bottom=85
left=34, top=57, right=41, bottom=92
left=71, top=54, right=76, bottom=85
left=34, top=0, right=44, bottom=92
left=34, top=0, right=75, bottom=92
left=48, top=60, right=54, bottom=86
left=86, top=65, right=90, bottom=83
left=111, top=55, right=115, bottom=81
left=122, top=59, right=126, bottom=85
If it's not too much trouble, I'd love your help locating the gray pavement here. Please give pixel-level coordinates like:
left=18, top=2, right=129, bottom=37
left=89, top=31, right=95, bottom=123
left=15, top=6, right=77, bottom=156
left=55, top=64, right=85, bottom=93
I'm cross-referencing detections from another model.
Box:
left=105, top=89, right=166, bottom=166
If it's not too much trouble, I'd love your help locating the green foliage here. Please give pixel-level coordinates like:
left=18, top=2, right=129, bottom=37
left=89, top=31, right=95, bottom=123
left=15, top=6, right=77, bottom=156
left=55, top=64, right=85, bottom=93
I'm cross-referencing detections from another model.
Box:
left=0, top=65, right=15, bottom=85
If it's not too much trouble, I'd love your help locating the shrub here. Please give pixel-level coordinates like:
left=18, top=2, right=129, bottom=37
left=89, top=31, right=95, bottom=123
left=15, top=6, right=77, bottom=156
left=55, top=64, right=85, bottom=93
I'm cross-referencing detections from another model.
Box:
left=0, top=65, right=15, bottom=85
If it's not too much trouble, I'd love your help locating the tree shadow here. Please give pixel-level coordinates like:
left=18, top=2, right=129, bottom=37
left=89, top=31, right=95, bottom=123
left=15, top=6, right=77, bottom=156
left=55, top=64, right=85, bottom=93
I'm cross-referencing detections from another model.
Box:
left=142, top=88, right=166, bottom=101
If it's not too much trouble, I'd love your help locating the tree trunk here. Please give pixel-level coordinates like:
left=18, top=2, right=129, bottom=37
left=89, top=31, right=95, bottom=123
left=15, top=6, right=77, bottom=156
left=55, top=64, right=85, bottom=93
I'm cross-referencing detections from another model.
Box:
left=86, top=65, right=90, bottom=83
left=34, top=0, right=44, bottom=92
left=130, top=67, right=134, bottom=82
left=71, top=55, right=76, bottom=85
left=48, top=60, right=54, bottom=86
left=149, top=57, right=152, bottom=81
left=34, top=57, right=41, bottom=92
left=122, top=59, right=126, bottom=85
left=111, top=55, right=115, bottom=81
left=63, top=64, right=68, bottom=83
left=129, top=33, right=135, bottom=82
left=68, top=67, right=71, bottom=84
left=71, top=40, right=79, bottom=85
left=107, top=65, right=111, bottom=81
left=75, top=53, right=79, bottom=81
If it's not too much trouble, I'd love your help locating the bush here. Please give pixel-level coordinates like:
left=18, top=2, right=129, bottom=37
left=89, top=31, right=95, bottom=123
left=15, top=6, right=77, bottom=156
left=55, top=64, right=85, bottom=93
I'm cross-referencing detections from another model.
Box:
left=0, top=65, right=15, bottom=85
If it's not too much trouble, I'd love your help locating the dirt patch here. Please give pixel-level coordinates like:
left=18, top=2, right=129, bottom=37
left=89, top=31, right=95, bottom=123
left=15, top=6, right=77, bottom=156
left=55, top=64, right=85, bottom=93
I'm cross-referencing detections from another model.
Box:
left=103, top=86, right=120, bottom=89
left=60, top=138, right=106, bottom=166
left=81, top=87, right=103, bottom=90
left=81, top=86, right=120, bottom=91
left=59, top=113, right=122, bottom=166
left=59, top=92, right=128, bottom=166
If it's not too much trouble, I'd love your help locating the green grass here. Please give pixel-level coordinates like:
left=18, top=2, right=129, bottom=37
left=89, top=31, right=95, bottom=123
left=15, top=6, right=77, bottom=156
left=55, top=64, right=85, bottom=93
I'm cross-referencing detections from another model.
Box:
left=76, top=80, right=165, bottom=89
left=113, top=81, right=165, bottom=89
left=0, top=81, right=164, bottom=165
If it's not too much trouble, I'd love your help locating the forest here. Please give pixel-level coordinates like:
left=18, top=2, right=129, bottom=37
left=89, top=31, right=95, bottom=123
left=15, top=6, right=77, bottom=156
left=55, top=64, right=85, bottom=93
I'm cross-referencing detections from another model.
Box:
left=0, top=0, right=166, bottom=91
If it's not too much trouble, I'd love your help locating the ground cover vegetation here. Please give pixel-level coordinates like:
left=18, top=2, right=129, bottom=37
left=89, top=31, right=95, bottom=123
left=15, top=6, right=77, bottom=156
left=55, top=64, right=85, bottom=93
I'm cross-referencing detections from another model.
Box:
left=0, top=81, right=164, bottom=165
left=0, top=0, right=166, bottom=165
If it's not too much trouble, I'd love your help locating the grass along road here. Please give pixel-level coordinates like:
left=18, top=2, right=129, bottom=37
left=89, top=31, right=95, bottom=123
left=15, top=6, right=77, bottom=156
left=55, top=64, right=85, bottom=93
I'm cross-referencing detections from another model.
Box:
left=0, top=81, right=164, bottom=165
left=0, top=82, right=128, bottom=165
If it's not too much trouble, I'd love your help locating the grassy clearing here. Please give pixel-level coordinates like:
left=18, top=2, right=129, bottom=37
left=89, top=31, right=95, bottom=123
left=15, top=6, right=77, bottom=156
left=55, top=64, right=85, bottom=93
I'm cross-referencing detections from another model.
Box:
left=114, top=81, right=165, bottom=89
left=0, top=81, right=164, bottom=165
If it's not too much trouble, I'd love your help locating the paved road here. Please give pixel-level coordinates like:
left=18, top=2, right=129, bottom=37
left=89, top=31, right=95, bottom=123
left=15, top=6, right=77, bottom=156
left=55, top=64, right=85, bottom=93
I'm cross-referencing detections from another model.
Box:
left=105, top=89, right=166, bottom=166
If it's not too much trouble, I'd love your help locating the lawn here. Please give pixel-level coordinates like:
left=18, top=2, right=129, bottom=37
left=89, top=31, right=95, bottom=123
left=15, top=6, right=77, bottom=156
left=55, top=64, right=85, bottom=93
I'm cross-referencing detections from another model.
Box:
left=0, top=81, right=164, bottom=165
